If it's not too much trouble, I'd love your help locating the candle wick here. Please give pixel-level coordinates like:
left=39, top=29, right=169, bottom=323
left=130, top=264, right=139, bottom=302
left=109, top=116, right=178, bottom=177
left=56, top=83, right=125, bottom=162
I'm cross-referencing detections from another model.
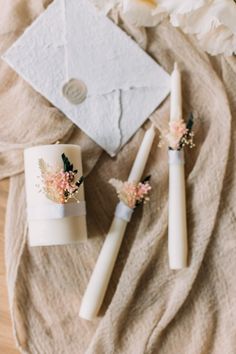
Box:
left=150, top=123, right=156, bottom=132
left=174, top=62, right=179, bottom=71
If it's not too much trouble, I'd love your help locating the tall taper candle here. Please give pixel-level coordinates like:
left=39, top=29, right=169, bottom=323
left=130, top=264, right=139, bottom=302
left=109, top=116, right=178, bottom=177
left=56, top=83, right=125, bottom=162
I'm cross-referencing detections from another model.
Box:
left=170, top=62, right=182, bottom=121
left=79, top=125, right=155, bottom=320
left=168, top=63, right=188, bottom=269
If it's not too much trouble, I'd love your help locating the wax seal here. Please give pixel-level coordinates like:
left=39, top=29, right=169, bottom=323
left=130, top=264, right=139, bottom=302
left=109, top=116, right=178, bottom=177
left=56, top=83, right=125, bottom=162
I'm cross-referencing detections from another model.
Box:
left=62, top=78, right=87, bottom=105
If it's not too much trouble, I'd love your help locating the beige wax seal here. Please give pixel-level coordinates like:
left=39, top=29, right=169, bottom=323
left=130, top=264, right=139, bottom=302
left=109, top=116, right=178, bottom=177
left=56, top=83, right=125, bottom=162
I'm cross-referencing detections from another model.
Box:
left=62, top=78, right=87, bottom=105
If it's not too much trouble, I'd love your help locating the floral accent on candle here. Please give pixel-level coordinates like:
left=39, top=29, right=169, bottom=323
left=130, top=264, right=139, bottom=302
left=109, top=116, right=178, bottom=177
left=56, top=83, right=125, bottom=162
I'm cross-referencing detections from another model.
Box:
left=109, top=176, right=151, bottom=209
left=38, top=153, right=84, bottom=204
left=159, top=113, right=195, bottom=150
left=165, top=119, right=187, bottom=150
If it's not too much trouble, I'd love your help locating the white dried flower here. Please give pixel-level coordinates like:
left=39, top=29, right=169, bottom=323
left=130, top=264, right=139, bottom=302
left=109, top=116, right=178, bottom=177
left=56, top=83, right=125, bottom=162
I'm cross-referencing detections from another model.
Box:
left=166, top=0, right=236, bottom=56
left=92, top=0, right=236, bottom=56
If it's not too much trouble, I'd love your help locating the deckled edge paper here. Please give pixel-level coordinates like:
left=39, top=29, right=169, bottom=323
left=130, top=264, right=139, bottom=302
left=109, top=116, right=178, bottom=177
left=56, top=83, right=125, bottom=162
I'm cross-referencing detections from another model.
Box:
left=2, top=0, right=170, bottom=156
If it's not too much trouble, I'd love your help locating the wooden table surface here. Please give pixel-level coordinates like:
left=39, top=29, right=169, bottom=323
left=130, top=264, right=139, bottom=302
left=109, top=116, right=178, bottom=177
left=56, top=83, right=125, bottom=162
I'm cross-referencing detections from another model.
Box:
left=0, top=179, right=19, bottom=353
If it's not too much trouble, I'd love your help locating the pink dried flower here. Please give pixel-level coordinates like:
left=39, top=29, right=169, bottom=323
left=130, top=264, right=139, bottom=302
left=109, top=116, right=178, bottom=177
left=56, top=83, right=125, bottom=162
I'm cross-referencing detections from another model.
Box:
left=38, top=157, right=83, bottom=204
left=169, top=119, right=187, bottom=137
left=42, top=169, right=78, bottom=203
left=109, top=178, right=151, bottom=209
left=165, top=119, right=188, bottom=149
left=159, top=114, right=195, bottom=150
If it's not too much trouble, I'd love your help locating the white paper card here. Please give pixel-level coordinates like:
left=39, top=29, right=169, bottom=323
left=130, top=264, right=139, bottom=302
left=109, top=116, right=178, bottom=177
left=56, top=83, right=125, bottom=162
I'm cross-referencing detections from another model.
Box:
left=2, top=0, right=170, bottom=156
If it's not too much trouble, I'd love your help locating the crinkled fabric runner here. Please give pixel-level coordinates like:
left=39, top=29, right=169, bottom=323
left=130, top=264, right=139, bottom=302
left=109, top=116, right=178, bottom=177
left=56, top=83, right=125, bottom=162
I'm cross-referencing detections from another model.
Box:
left=1, top=1, right=236, bottom=353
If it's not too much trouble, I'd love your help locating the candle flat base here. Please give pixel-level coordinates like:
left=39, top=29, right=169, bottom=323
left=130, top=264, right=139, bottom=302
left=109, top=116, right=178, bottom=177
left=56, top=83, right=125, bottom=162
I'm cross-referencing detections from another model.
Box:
left=169, top=261, right=188, bottom=270
left=79, top=306, right=97, bottom=321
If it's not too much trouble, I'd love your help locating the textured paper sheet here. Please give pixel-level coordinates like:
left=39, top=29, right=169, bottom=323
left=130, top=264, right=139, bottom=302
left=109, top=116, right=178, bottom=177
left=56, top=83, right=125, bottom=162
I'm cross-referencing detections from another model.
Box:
left=2, top=0, right=170, bottom=156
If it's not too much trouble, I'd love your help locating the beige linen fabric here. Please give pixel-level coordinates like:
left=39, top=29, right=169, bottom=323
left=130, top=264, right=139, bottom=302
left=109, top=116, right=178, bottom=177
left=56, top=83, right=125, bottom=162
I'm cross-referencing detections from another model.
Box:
left=1, top=1, right=236, bottom=353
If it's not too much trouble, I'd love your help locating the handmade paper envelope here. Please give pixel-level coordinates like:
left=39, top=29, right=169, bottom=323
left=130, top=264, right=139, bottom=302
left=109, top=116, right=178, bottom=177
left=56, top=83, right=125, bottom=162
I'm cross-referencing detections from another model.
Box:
left=2, top=0, right=170, bottom=156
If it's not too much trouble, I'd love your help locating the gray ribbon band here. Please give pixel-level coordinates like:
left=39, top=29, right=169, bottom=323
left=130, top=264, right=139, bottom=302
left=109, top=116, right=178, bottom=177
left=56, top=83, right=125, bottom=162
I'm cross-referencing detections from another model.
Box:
left=115, top=202, right=134, bottom=222
left=168, top=150, right=185, bottom=165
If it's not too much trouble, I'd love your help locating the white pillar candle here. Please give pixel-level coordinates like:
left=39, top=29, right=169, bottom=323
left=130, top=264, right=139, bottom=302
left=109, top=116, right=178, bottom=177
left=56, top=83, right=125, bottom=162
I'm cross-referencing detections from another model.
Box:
left=79, top=125, right=155, bottom=320
left=24, top=144, right=87, bottom=246
left=168, top=63, right=188, bottom=269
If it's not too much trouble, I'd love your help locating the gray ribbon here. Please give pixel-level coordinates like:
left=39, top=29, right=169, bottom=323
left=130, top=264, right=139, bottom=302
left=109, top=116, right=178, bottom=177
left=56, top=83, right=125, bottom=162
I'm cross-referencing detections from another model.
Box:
left=27, top=200, right=86, bottom=221
left=168, top=150, right=185, bottom=165
left=115, top=201, right=134, bottom=222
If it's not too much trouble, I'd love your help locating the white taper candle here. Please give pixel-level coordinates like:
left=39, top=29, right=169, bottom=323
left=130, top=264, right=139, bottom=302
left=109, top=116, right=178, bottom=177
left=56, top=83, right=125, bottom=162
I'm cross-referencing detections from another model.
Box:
left=170, top=62, right=182, bottom=121
left=168, top=63, right=188, bottom=269
left=79, top=125, right=155, bottom=320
